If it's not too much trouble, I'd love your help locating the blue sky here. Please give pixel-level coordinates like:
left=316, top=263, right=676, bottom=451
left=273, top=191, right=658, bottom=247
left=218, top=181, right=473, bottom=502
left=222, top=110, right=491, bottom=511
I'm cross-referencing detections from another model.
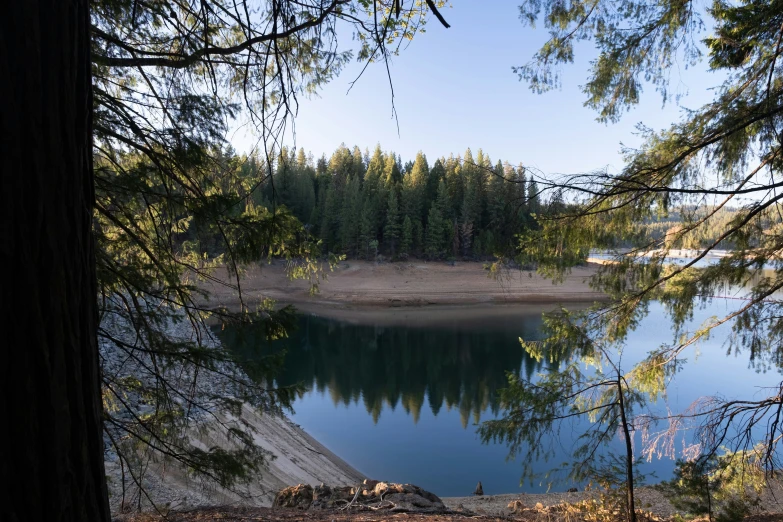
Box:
left=232, top=0, right=722, bottom=176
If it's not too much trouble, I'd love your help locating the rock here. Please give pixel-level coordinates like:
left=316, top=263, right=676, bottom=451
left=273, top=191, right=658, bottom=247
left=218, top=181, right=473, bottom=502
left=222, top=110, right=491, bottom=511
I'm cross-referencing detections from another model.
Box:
left=273, top=484, right=313, bottom=510
left=473, top=481, right=483, bottom=496
left=385, top=492, right=439, bottom=509
left=313, top=483, right=331, bottom=499
left=416, top=487, right=443, bottom=505
left=311, top=484, right=332, bottom=509
left=277, top=481, right=444, bottom=514
left=373, top=482, right=442, bottom=503
left=567, top=487, right=579, bottom=493
left=508, top=500, right=525, bottom=513
left=535, top=502, right=544, bottom=510
left=331, top=485, right=355, bottom=501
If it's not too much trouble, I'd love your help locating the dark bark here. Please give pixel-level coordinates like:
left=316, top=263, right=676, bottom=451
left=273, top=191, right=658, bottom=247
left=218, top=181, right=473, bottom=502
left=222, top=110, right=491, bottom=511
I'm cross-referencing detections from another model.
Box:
left=0, top=0, right=110, bottom=521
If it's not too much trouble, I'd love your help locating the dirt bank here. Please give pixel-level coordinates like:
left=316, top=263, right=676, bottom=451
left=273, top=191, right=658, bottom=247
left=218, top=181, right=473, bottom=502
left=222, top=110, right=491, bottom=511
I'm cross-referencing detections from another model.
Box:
left=199, top=260, right=604, bottom=315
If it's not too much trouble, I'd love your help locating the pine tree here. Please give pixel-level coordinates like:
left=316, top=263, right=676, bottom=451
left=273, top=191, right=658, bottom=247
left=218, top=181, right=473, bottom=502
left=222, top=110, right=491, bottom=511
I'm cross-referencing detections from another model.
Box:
left=408, top=151, right=429, bottom=221
left=384, top=191, right=401, bottom=257
left=363, top=145, right=387, bottom=239
left=427, top=159, right=446, bottom=210
left=460, top=220, right=474, bottom=257
left=444, top=154, right=464, bottom=220
left=384, top=152, right=402, bottom=188
left=352, top=145, right=365, bottom=180
left=320, top=182, right=340, bottom=251
left=434, top=179, right=450, bottom=215
left=401, top=215, right=413, bottom=256
left=487, top=160, right=507, bottom=250
left=359, top=206, right=375, bottom=259
left=329, top=144, right=354, bottom=190
left=527, top=178, right=540, bottom=217
left=461, top=188, right=479, bottom=257
left=339, top=176, right=362, bottom=255
left=511, top=164, right=528, bottom=231
left=275, top=146, right=294, bottom=209
left=425, top=207, right=445, bottom=259
left=249, top=144, right=546, bottom=260
left=474, top=148, right=491, bottom=229
left=451, top=219, right=460, bottom=258
left=296, top=162, right=317, bottom=224
left=413, top=219, right=424, bottom=255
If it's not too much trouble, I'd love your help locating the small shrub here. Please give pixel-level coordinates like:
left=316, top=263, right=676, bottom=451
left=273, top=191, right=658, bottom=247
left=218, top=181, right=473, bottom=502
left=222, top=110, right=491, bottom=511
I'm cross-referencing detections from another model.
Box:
left=656, top=450, right=764, bottom=522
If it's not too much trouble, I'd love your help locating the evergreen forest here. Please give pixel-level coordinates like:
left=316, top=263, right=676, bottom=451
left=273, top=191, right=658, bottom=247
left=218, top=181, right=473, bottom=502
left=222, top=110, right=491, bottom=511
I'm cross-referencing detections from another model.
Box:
left=243, top=145, right=542, bottom=260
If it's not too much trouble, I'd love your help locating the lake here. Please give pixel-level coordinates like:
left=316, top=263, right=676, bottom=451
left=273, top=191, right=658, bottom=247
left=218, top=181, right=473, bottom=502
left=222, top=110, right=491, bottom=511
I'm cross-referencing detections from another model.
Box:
left=219, top=301, right=782, bottom=497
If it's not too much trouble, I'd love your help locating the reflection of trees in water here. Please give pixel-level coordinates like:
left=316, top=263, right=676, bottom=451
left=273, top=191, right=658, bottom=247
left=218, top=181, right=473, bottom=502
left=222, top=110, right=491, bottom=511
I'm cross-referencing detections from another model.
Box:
left=223, top=314, right=563, bottom=428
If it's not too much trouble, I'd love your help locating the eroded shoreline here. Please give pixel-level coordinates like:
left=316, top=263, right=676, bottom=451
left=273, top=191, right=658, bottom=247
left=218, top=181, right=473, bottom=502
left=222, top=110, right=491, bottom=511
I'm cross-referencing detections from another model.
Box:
left=199, top=260, right=605, bottom=316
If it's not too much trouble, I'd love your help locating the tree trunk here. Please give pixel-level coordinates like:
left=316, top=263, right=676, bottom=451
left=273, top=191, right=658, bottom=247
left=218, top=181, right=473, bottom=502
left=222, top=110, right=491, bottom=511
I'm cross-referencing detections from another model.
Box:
left=0, top=1, right=110, bottom=521
left=616, top=375, right=637, bottom=522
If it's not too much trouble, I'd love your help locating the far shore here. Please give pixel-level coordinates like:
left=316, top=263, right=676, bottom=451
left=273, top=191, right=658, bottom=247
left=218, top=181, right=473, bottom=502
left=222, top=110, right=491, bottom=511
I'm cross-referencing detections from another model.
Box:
left=198, top=260, right=605, bottom=320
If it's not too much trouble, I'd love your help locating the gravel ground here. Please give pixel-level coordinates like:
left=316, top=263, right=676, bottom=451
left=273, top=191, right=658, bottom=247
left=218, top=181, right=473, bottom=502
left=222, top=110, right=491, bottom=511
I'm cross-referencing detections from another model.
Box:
left=443, top=488, right=680, bottom=518
left=443, top=481, right=783, bottom=520
left=114, top=504, right=783, bottom=522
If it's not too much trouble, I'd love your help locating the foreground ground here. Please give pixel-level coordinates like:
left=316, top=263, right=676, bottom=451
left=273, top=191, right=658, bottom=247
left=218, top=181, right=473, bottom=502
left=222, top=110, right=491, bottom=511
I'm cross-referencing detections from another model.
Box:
left=116, top=504, right=783, bottom=522
left=113, top=475, right=783, bottom=521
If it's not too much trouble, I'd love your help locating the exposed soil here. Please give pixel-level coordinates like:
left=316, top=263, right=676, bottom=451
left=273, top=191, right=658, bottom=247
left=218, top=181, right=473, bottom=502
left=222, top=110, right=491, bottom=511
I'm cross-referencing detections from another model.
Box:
left=114, top=504, right=783, bottom=522
left=198, top=260, right=604, bottom=315
left=443, top=481, right=783, bottom=519
left=115, top=506, right=527, bottom=521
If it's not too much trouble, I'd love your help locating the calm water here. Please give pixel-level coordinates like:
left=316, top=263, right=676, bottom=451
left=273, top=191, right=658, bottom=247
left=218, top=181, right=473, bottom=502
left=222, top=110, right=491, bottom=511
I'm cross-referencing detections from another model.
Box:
left=219, top=302, right=782, bottom=497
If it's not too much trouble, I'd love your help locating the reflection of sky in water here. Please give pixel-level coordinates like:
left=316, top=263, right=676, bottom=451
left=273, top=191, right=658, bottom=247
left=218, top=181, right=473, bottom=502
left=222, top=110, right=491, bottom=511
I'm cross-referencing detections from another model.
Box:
left=221, top=302, right=783, bottom=497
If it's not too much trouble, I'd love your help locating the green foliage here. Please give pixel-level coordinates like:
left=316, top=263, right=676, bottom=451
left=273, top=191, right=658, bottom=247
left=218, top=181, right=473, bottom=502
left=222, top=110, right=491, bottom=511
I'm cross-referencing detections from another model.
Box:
left=656, top=451, right=765, bottom=522
left=492, top=0, right=783, bottom=513
left=425, top=207, right=443, bottom=258
left=265, top=144, right=548, bottom=262
left=384, top=190, right=401, bottom=257
left=401, top=215, right=413, bottom=256
left=478, top=317, right=648, bottom=521
left=514, top=0, right=704, bottom=122
left=658, top=458, right=715, bottom=519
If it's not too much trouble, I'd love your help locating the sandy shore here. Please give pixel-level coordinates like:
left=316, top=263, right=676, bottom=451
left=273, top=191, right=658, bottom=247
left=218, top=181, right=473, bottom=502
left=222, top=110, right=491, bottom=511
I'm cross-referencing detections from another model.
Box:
left=200, top=260, right=604, bottom=317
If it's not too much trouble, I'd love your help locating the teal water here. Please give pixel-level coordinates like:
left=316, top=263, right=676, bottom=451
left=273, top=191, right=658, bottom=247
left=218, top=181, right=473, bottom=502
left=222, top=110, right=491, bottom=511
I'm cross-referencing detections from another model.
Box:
left=219, top=302, right=782, bottom=497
